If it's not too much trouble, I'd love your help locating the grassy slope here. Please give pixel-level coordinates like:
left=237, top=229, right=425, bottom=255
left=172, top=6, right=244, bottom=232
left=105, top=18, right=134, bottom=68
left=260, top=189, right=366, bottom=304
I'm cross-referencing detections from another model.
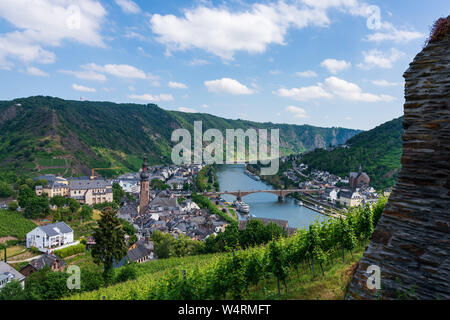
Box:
left=300, top=116, right=403, bottom=190
left=0, top=96, right=360, bottom=177
left=0, top=209, right=37, bottom=239
left=66, top=254, right=219, bottom=300
left=66, top=247, right=364, bottom=300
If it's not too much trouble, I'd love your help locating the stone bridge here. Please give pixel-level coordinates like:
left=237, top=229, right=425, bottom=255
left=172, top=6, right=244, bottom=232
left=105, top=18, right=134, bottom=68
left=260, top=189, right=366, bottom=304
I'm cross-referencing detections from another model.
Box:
left=202, top=189, right=317, bottom=202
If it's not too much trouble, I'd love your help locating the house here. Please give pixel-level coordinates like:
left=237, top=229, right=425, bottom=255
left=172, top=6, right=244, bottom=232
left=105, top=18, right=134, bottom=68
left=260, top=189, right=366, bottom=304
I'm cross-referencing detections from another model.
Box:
left=114, top=236, right=154, bottom=267
left=26, top=221, right=75, bottom=253
left=326, top=188, right=338, bottom=203
left=35, top=176, right=70, bottom=197
left=69, top=179, right=113, bottom=205
left=148, top=193, right=179, bottom=211
left=0, top=261, right=25, bottom=290
left=117, top=173, right=140, bottom=193
left=127, top=237, right=154, bottom=263
left=338, top=190, right=363, bottom=207
left=19, top=253, right=66, bottom=277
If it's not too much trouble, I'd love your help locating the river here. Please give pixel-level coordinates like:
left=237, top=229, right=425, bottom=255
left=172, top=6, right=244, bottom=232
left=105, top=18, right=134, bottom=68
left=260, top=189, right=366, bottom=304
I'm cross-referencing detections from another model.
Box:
left=215, top=164, right=326, bottom=229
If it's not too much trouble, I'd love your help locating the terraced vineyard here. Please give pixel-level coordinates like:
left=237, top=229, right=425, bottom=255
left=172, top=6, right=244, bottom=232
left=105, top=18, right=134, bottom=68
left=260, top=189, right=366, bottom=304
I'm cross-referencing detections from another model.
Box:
left=0, top=209, right=37, bottom=239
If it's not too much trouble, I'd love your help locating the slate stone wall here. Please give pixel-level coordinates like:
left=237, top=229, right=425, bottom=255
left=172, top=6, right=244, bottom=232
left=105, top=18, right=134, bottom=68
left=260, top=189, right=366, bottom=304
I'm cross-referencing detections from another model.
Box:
left=347, top=31, right=449, bottom=300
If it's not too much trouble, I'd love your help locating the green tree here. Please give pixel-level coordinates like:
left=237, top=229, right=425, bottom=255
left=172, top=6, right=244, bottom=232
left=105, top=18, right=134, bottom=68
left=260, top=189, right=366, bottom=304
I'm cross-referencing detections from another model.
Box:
left=150, top=179, right=169, bottom=190
left=25, top=267, right=70, bottom=300
left=360, top=204, right=374, bottom=247
left=154, top=237, right=173, bottom=259
left=112, top=183, right=125, bottom=205
left=80, top=205, right=93, bottom=220
left=17, top=184, right=35, bottom=208
left=68, top=198, right=80, bottom=213
left=0, top=280, right=25, bottom=300
left=0, top=181, right=14, bottom=198
left=50, top=195, right=68, bottom=208
left=23, top=194, right=50, bottom=219
left=266, top=238, right=288, bottom=294
left=7, top=201, right=18, bottom=211
left=91, top=207, right=127, bottom=282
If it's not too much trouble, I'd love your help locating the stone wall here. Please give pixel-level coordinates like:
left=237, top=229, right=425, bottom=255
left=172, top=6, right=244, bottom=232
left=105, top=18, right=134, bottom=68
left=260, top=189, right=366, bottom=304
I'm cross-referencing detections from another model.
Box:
left=347, top=28, right=449, bottom=299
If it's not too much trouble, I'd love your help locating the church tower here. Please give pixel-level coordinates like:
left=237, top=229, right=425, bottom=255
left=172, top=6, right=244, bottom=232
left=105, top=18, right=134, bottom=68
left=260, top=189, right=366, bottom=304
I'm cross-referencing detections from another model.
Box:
left=139, top=155, right=150, bottom=214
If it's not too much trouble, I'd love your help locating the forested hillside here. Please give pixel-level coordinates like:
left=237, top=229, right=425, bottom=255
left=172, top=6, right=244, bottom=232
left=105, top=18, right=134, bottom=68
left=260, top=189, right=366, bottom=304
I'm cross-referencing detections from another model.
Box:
left=0, top=96, right=360, bottom=177
left=300, top=116, right=404, bottom=189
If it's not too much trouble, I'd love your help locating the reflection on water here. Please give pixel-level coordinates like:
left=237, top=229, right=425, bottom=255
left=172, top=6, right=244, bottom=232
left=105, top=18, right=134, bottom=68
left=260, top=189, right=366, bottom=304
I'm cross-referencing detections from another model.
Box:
left=216, top=164, right=326, bottom=229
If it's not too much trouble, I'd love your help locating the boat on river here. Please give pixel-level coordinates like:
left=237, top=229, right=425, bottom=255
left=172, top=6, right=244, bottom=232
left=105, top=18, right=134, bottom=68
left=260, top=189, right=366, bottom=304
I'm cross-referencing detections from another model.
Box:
left=233, top=200, right=250, bottom=213
left=244, top=170, right=261, bottom=181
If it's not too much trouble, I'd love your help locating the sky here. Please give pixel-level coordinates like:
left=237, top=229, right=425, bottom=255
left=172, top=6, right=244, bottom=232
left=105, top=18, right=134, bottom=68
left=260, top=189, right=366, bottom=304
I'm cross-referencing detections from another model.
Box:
left=0, top=0, right=447, bottom=130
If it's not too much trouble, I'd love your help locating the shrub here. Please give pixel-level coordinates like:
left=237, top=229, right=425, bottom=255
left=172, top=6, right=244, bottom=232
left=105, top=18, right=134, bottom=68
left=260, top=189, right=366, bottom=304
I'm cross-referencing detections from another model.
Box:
left=54, top=243, right=86, bottom=258
left=115, top=264, right=138, bottom=283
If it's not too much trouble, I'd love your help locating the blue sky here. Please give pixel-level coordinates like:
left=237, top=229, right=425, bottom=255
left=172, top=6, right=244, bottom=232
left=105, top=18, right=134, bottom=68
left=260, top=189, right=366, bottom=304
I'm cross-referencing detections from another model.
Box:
left=0, top=0, right=447, bottom=130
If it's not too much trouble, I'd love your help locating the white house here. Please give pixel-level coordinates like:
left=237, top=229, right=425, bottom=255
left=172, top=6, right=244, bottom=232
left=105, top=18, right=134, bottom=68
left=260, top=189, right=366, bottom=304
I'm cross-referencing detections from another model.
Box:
left=0, top=261, right=25, bottom=290
left=26, top=222, right=75, bottom=253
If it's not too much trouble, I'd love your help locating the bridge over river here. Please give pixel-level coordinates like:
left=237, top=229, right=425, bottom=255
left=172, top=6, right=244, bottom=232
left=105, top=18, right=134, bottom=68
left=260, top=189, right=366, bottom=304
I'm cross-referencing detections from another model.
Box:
left=202, top=189, right=317, bottom=202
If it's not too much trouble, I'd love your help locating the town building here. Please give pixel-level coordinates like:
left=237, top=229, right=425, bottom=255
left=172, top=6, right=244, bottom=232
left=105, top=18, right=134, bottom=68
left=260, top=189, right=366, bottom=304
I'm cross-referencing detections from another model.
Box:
left=0, top=261, right=25, bottom=290
left=19, top=253, right=66, bottom=277
left=26, top=221, right=75, bottom=253
left=349, top=165, right=370, bottom=190
left=34, top=174, right=113, bottom=205
left=338, top=190, right=363, bottom=207
left=69, top=179, right=113, bottom=205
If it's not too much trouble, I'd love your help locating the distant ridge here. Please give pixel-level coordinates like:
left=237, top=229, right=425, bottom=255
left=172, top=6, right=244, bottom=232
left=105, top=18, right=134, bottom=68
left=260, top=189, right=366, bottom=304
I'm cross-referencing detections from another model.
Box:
left=299, top=116, right=404, bottom=189
left=0, top=96, right=360, bottom=177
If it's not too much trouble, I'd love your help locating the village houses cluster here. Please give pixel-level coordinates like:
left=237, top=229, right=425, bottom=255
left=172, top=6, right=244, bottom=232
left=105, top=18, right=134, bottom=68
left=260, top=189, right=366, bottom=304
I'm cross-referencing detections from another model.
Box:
left=280, top=155, right=383, bottom=209
left=15, top=160, right=229, bottom=272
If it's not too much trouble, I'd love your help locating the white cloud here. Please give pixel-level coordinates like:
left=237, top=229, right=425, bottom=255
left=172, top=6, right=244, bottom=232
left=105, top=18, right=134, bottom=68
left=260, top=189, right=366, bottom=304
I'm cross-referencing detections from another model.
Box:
left=128, top=93, right=174, bottom=102
left=150, top=2, right=333, bottom=60
left=275, top=76, right=396, bottom=102
left=26, top=66, right=49, bottom=77
left=188, top=59, right=209, bottom=66
left=295, top=70, right=318, bottom=78
left=201, top=104, right=209, bottom=109
left=204, top=78, right=254, bottom=95
left=372, top=79, right=401, bottom=87
left=366, top=22, right=423, bottom=43
left=274, top=84, right=332, bottom=101
left=168, top=81, right=188, bottom=89
left=72, top=84, right=96, bottom=92
left=125, top=31, right=147, bottom=41
left=269, top=69, right=282, bottom=75
left=115, top=0, right=141, bottom=14
left=178, top=107, right=197, bottom=113
left=60, top=70, right=107, bottom=82
left=82, top=63, right=147, bottom=79
left=285, top=106, right=308, bottom=118
left=324, top=76, right=395, bottom=102
left=0, top=0, right=106, bottom=67
left=358, top=48, right=404, bottom=69
left=321, top=58, right=351, bottom=74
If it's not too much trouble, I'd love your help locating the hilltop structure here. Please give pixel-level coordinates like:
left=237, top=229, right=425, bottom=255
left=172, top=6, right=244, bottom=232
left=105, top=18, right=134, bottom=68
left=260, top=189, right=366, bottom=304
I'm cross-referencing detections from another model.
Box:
left=347, top=17, right=450, bottom=300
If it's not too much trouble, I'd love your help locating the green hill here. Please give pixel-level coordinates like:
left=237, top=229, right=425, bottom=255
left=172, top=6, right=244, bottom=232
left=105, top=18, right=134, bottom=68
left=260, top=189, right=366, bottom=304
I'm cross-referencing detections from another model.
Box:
left=0, top=96, right=360, bottom=177
left=300, top=116, right=404, bottom=190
